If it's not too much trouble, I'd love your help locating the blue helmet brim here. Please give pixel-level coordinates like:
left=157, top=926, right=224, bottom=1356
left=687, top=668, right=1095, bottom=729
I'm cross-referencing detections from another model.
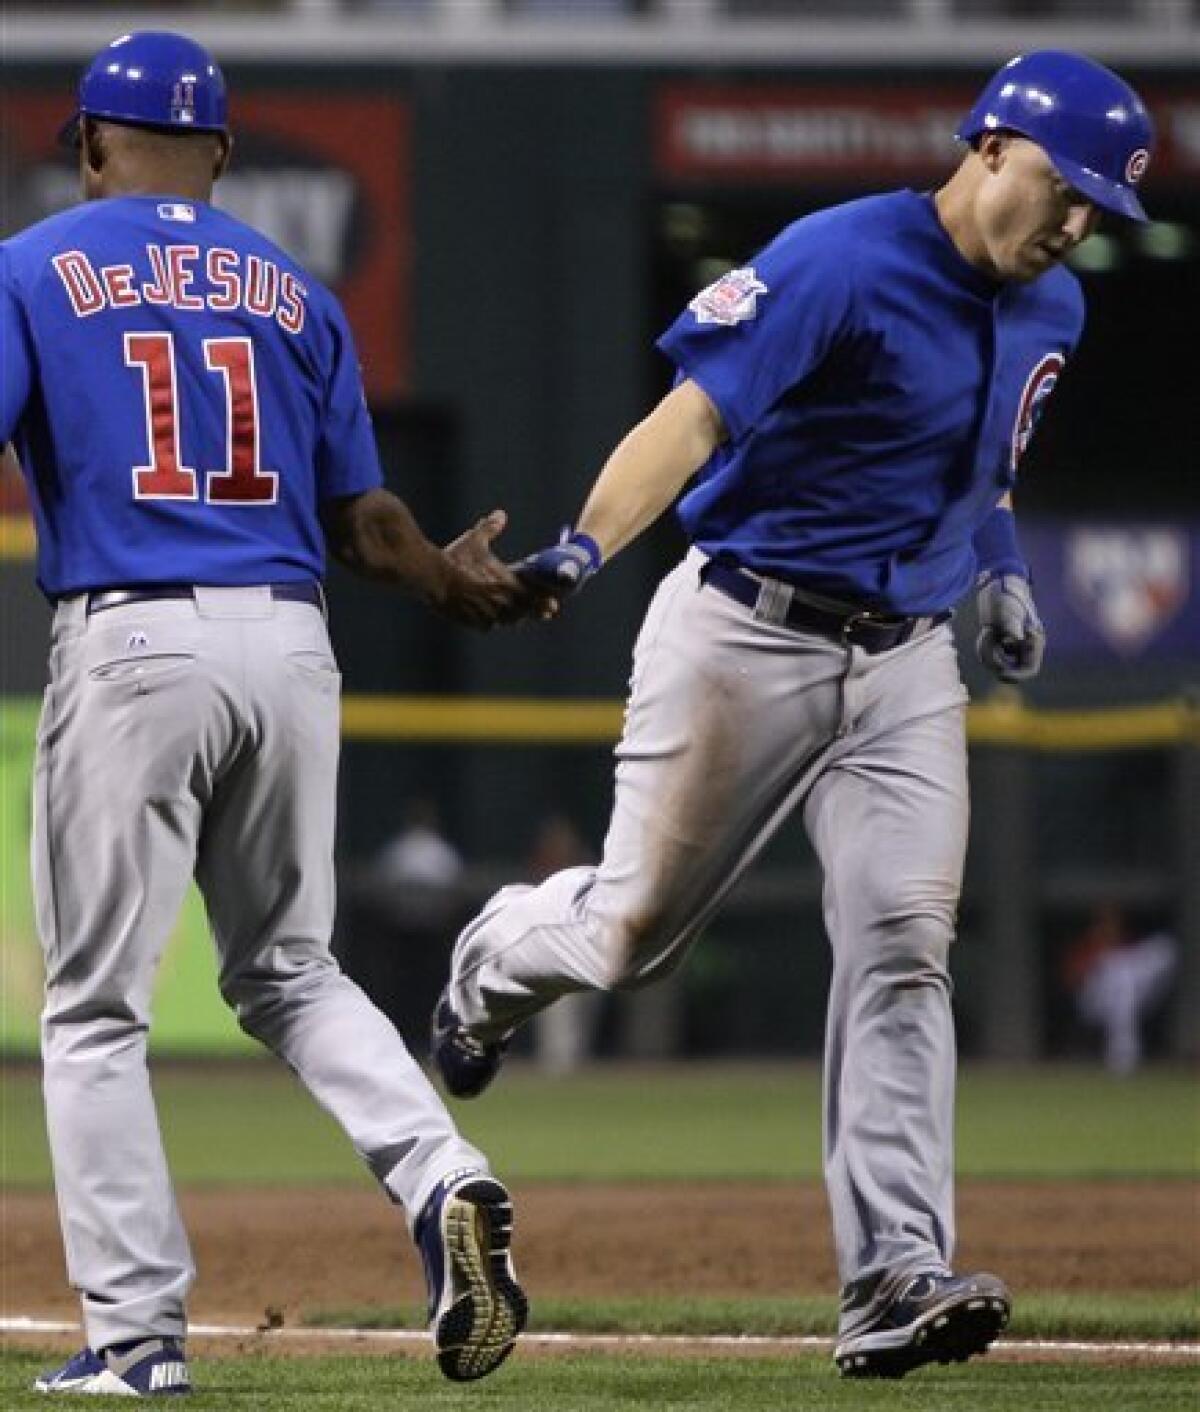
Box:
left=1050, top=152, right=1149, bottom=223
left=57, top=108, right=226, bottom=151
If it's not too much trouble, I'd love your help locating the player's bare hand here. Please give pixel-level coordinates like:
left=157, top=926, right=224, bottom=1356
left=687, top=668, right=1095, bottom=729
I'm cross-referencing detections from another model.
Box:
left=441, top=509, right=558, bottom=627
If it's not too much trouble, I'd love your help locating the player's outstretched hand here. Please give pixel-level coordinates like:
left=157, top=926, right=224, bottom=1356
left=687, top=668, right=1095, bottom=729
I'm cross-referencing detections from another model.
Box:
left=441, top=509, right=557, bottom=628
left=513, top=529, right=602, bottom=600
left=975, top=571, right=1045, bottom=682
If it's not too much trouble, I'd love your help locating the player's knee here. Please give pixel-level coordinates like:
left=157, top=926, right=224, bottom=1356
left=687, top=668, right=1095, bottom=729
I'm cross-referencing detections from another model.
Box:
left=41, top=1002, right=144, bottom=1062
left=870, top=907, right=956, bottom=977
left=219, top=951, right=338, bottom=1031
left=218, top=976, right=269, bottom=1035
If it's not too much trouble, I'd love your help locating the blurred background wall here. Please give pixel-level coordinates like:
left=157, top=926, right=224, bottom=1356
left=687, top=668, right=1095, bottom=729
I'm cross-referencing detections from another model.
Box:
left=1, top=1, right=1197, bottom=1066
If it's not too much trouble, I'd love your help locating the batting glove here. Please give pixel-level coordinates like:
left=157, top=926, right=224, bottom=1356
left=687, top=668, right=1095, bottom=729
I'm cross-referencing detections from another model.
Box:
left=514, top=529, right=602, bottom=597
left=975, top=571, right=1046, bottom=683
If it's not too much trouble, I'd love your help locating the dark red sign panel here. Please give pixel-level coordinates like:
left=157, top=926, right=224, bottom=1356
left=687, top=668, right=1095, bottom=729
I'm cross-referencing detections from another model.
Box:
left=656, top=83, right=1200, bottom=186
left=1, top=88, right=411, bottom=401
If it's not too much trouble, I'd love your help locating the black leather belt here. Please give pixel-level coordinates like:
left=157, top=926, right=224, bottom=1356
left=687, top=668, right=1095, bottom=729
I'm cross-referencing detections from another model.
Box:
left=85, top=583, right=324, bottom=615
left=701, top=561, right=949, bottom=654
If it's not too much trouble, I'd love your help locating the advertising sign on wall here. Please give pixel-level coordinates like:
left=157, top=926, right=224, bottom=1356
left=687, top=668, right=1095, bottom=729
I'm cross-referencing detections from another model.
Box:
left=1, top=87, right=412, bottom=401
left=656, top=84, right=970, bottom=182
left=655, top=84, right=1200, bottom=187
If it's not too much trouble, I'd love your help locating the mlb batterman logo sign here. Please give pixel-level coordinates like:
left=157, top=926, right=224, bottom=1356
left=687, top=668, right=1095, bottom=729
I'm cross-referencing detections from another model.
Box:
left=1066, top=527, right=1189, bottom=655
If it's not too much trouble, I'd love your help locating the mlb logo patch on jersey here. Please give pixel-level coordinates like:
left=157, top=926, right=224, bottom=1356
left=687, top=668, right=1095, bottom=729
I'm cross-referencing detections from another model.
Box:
left=157, top=202, right=196, bottom=224
left=1066, top=526, right=1189, bottom=656
left=689, top=267, right=769, bottom=327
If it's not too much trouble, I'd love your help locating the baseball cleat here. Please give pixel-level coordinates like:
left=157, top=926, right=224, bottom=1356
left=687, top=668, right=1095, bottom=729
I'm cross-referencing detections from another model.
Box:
left=415, top=1170, right=528, bottom=1382
left=430, top=994, right=510, bottom=1099
left=834, top=1271, right=1010, bottom=1379
left=34, top=1338, right=191, bottom=1396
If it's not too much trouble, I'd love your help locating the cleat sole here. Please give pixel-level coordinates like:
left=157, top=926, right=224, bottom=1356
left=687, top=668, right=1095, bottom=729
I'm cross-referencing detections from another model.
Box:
left=433, top=1184, right=528, bottom=1382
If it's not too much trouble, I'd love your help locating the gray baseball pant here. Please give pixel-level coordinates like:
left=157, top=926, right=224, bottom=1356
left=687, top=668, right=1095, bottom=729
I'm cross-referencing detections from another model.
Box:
left=34, top=588, right=486, bottom=1351
left=448, top=550, right=969, bottom=1334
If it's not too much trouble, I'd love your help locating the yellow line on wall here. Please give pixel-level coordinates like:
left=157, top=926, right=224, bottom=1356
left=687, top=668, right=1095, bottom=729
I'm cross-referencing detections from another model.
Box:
left=340, top=694, right=1198, bottom=750
left=969, top=697, right=1200, bottom=751
left=341, top=695, right=626, bottom=743
left=0, top=515, right=36, bottom=561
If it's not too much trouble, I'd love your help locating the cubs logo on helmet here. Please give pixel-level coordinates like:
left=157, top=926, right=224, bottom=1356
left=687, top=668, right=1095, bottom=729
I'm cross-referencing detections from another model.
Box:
left=1125, top=149, right=1150, bottom=186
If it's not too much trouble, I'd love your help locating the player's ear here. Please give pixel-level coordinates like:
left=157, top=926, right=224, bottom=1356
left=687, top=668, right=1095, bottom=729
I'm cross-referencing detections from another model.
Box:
left=976, top=131, right=1012, bottom=174
left=213, top=130, right=233, bottom=182
left=80, top=117, right=105, bottom=177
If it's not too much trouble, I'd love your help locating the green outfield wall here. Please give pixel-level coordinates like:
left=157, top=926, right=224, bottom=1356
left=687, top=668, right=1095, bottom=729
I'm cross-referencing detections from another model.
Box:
left=0, top=700, right=253, bottom=1055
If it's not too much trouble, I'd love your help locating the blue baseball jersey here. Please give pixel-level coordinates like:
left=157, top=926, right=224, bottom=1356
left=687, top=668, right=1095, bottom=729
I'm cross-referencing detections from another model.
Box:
left=658, top=190, right=1085, bottom=615
left=0, top=194, right=383, bottom=597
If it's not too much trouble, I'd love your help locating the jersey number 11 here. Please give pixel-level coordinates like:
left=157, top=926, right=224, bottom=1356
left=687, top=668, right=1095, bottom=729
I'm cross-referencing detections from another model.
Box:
left=125, top=331, right=279, bottom=505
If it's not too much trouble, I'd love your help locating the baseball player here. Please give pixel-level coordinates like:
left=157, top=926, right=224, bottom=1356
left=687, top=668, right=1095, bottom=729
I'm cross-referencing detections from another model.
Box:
left=1, top=32, right=537, bottom=1396
left=432, top=51, right=1154, bottom=1378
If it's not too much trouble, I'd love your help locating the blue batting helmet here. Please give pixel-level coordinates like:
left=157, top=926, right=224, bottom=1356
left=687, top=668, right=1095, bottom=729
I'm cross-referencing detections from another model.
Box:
left=61, top=31, right=227, bottom=146
left=956, top=50, right=1154, bottom=222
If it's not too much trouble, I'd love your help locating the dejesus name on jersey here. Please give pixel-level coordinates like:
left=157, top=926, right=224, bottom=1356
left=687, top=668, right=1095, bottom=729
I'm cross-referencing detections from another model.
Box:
left=52, top=227, right=306, bottom=336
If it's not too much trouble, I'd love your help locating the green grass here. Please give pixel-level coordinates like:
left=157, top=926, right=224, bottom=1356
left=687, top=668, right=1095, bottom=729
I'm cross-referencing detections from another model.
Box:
left=2, top=1061, right=1195, bottom=1187
left=453, top=1064, right=1198, bottom=1182
left=305, top=1291, right=1199, bottom=1344
left=3, top=1348, right=1197, bottom=1411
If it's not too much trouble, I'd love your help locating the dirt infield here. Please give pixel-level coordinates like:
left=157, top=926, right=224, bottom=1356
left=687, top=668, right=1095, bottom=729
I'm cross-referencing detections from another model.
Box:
left=4, top=1180, right=1192, bottom=1329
